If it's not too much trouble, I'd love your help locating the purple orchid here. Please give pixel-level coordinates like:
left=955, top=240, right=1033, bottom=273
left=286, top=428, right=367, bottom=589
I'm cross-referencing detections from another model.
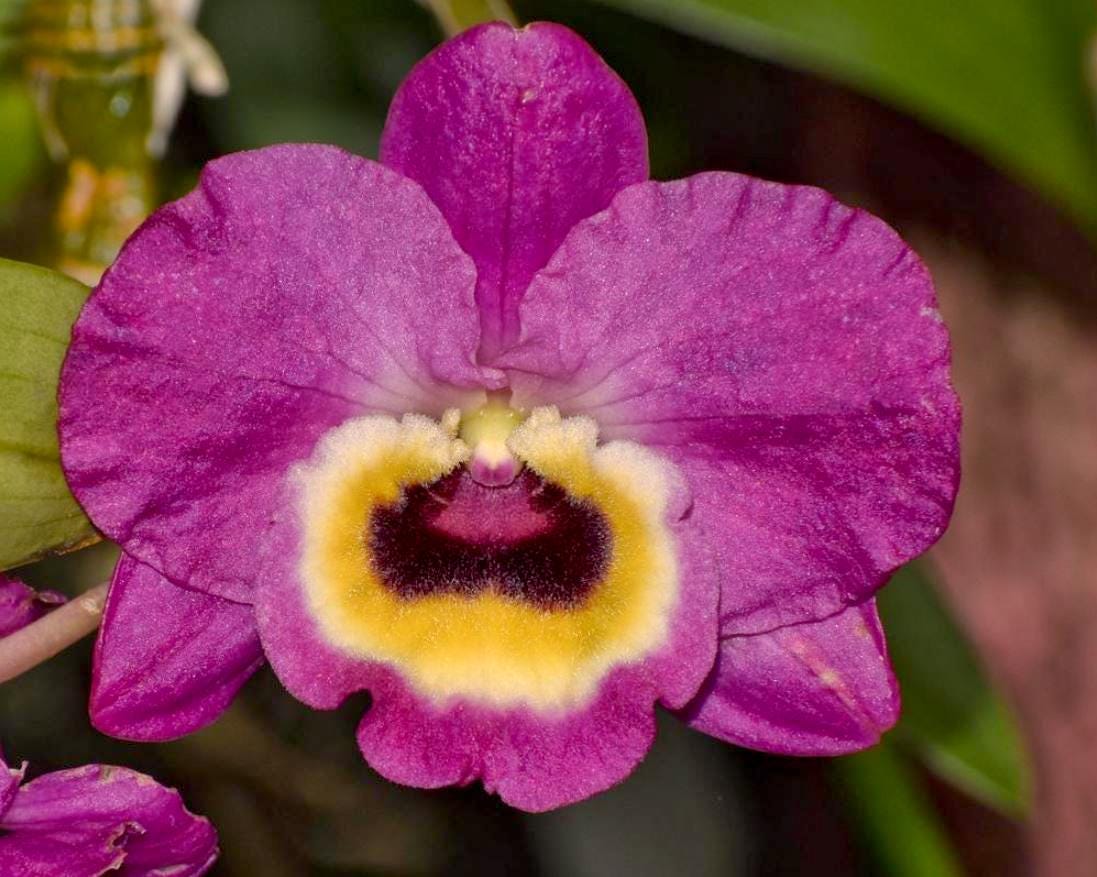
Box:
left=0, top=751, right=217, bottom=875
left=0, top=575, right=66, bottom=638
left=56, top=22, right=959, bottom=810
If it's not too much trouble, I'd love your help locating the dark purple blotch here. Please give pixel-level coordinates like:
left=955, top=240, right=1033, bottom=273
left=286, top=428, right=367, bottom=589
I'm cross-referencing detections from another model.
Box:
left=369, top=469, right=611, bottom=610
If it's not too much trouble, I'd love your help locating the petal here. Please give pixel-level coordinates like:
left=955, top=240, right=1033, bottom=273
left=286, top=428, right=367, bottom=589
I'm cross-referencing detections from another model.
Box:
left=0, top=763, right=218, bottom=876
left=357, top=665, right=657, bottom=812
left=0, top=833, right=124, bottom=876
left=380, top=22, right=648, bottom=360
left=0, top=753, right=23, bottom=817
left=59, top=144, right=497, bottom=602
left=500, top=174, right=960, bottom=633
left=682, top=601, right=898, bottom=755
left=264, top=581, right=660, bottom=813
left=254, top=476, right=718, bottom=810
left=260, top=555, right=659, bottom=811
left=0, top=574, right=66, bottom=638
left=90, top=554, right=263, bottom=741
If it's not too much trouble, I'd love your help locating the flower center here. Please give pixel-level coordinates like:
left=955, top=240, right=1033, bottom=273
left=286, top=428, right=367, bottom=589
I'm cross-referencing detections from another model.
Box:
left=458, top=398, right=525, bottom=487
left=292, top=406, right=679, bottom=711
left=369, top=469, right=611, bottom=610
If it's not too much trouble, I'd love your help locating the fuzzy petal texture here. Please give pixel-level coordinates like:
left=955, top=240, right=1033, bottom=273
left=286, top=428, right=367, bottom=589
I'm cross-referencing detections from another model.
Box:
left=254, top=489, right=718, bottom=810
left=59, top=144, right=496, bottom=602
left=0, top=574, right=65, bottom=638
left=0, top=759, right=217, bottom=876
left=357, top=666, right=655, bottom=812
left=380, top=21, right=648, bottom=359
left=501, top=173, right=960, bottom=634
left=0, top=830, right=125, bottom=876
left=682, top=601, right=898, bottom=754
left=91, top=553, right=264, bottom=741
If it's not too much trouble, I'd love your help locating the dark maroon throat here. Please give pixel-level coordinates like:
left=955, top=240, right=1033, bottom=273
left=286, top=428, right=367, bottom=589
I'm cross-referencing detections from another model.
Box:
left=368, top=469, right=611, bottom=610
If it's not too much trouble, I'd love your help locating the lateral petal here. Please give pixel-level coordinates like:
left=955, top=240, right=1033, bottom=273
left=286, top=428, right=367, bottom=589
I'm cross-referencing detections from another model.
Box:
left=682, top=601, right=899, bottom=755
left=90, top=554, right=263, bottom=741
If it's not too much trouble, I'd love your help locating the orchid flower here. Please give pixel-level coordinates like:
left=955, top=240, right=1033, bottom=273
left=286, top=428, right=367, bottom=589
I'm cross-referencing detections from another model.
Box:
left=0, top=751, right=217, bottom=875
left=57, top=22, right=959, bottom=810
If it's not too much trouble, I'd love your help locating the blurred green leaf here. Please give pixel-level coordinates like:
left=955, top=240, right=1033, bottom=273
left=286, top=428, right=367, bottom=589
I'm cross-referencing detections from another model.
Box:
left=0, top=258, right=96, bottom=570
left=199, top=0, right=425, bottom=157
left=836, top=742, right=964, bottom=877
left=0, top=79, right=43, bottom=207
left=880, top=565, right=1030, bottom=815
left=0, top=0, right=26, bottom=63
left=592, top=0, right=1097, bottom=231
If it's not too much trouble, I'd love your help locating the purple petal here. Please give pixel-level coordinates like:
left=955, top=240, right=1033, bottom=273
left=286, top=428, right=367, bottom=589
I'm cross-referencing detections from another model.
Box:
left=254, top=494, right=718, bottom=810
left=0, top=763, right=218, bottom=876
left=380, top=22, right=648, bottom=360
left=0, top=832, right=125, bottom=876
left=682, top=601, right=898, bottom=755
left=357, top=664, right=657, bottom=812
left=0, top=574, right=66, bottom=638
left=0, top=753, right=23, bottom=818
left=91, top=553, right=263, bottom=741
left=59, top=144, right=498, bottom=603
left=500, top=173, right=960, bottom=633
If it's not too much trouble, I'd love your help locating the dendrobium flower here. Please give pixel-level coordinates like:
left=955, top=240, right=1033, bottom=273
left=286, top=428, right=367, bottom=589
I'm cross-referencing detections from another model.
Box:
left=0, top=751, right=217, bottom=875
left=57, top=22, right=959, bottom=810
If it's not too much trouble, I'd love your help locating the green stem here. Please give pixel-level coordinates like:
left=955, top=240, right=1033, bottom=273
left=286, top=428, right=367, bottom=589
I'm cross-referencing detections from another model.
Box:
left=424, top=0, right=518, bottom=36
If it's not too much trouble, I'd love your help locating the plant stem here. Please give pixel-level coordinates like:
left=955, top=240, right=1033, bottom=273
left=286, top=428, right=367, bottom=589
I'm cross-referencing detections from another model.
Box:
left=0, top=582, right=109, bottom=684
left=423, top=0, right=517, bottom=36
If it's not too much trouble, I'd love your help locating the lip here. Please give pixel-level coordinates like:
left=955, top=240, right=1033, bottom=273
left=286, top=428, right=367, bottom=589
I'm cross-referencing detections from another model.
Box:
left=370, top=467, right=611, bottom=610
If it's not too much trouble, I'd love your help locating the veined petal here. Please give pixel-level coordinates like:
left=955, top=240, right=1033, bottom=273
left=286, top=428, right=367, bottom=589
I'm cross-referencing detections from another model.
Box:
left=380, top=22, right=648, bottom=360
left=59, top=144, right=498, bottom=603
left=681, top=601, right=898, bottom=754
left=91, top=554, right=264, bottom=741
left=0, top=763, right=217, bottom=876
left=500, top=173, right=960, bottom=633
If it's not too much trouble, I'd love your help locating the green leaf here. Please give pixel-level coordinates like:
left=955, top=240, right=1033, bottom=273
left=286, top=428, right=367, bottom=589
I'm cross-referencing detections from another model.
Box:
left=591, top=0, right=1097, bottom=232
left=879, top=565, right=1030, bottom=815
left=0, top=258, right=96, bottom=570
left=835, top=742, right=964, bottom=877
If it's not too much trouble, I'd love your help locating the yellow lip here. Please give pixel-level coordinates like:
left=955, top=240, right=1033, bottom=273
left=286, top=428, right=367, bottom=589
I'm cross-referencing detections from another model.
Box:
left=293, top=407, right=679, bottom=713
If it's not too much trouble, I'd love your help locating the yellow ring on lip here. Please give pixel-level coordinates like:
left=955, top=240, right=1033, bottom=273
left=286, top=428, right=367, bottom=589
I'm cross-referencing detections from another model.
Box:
left=294, top=406, right=679, bottom=712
